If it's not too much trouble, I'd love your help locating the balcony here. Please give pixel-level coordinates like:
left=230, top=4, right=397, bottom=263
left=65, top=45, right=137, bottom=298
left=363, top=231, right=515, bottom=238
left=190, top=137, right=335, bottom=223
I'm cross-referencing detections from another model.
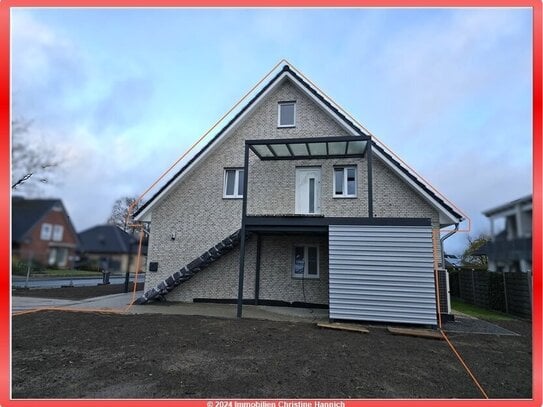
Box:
left=481, top=237, right=532, bottom=263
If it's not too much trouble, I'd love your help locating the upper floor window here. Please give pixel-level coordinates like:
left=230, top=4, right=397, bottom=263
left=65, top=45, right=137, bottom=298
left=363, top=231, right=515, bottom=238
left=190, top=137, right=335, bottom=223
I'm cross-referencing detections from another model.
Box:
left=224, top=168, right=244, bottom=198
left=334, top=166, right=357, bottom=197
left=278, top=101, right=296, bottom=127
left=52, top=225, right=64, bottom=241
left=40, top=223, right=52, bottom=240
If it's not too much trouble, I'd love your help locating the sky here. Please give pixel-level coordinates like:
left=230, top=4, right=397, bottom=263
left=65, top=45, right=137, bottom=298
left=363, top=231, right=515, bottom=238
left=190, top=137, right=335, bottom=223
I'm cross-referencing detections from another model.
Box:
left=10, top=7, right=533, bottom=255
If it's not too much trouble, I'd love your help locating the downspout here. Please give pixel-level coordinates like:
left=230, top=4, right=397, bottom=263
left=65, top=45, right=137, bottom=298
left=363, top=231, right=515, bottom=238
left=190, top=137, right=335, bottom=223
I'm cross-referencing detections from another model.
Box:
left=440, top=223, right=459, bottom=314
left=440, top=223, right=459, bottom=267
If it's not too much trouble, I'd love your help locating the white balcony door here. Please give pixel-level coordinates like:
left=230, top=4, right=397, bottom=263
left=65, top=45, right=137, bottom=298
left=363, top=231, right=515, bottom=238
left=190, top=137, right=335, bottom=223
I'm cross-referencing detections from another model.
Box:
left=295, top=168, right=321, bottom=214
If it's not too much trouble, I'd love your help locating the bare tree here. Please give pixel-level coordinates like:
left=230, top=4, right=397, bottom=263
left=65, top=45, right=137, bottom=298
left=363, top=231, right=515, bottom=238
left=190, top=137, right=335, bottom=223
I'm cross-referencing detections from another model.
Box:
left=107, top=196, right=146, bottom=233
left=11, top=119, right=60, bottom=193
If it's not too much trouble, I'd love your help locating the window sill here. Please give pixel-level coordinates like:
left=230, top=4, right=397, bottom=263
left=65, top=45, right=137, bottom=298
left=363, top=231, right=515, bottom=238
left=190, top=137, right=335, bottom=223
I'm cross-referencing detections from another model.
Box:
left=333, top=195, right=358, bottom=199
left=277, top=125, right=296, bottom=129
left=222, top=196, right=243, bottom=200
left=292, top=275, right=320, bottom=280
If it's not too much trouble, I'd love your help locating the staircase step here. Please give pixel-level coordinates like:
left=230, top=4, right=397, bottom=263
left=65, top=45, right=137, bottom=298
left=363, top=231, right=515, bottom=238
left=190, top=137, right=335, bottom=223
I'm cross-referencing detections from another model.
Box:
left=186, top=258, right=204, bottom=271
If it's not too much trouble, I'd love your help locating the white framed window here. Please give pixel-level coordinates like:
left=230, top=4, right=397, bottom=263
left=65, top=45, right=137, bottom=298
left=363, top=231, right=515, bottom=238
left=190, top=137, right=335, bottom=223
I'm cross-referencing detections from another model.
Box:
left=278, top=101, right=296, bottom=127
left=223, top=168, right=244, bottom=198
left=48, top=247, right=68, bottom=267
left=292, top=245, right=319, bottom=279
left=40, top=223, right=52, bottom=240
left=52, top=225, right=64, bottom=242
left=333, top=166, right=357, bottom=197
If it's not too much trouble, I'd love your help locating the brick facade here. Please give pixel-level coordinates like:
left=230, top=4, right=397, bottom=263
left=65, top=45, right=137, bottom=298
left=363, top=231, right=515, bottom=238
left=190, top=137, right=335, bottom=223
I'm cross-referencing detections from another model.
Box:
left=13, top=204, right=78, bottom=268
left=145, top=77, right=441, bottom=303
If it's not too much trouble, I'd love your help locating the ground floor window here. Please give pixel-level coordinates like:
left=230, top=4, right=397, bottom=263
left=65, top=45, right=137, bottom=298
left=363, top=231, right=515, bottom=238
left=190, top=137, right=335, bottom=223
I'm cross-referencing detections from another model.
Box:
left=292, top=245, right=319, bottom=278
left=48, top=247, right=68, bottom=267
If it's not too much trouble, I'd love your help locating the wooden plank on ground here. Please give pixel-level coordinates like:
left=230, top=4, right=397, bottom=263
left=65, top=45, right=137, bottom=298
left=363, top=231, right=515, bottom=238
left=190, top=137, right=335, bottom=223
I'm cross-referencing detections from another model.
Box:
left=387, top=326, right=443, bottom=340
left=317, top=322, right=369, bottom=333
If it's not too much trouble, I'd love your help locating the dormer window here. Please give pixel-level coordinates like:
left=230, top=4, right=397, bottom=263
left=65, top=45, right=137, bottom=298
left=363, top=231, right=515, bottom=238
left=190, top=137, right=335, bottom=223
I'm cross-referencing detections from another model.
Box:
left=40, top=223, right=52, bottom=240
left=278, top=101, right=296, bottom=127
left=52, top=225, right=64, bottom=241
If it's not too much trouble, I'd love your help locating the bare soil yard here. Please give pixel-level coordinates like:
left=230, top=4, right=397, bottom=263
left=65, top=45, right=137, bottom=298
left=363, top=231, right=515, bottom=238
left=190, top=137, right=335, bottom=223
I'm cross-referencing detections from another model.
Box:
left=12, top=309, right=531, bottom=399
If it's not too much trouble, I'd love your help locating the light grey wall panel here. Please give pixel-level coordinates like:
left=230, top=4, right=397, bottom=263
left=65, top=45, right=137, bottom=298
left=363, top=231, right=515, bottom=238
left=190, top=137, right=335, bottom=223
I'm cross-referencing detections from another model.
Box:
left=329, top=225, right=437, bottom=325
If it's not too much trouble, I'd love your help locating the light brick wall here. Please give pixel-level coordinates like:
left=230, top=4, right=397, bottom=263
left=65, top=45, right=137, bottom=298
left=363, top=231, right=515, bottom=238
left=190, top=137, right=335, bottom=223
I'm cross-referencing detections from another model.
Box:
left=145, top=77, right=442, bottom=300
left=145, top=78, right=352, bottom=291
left=248, top=158, right=369, bottom=217
left=168, top=238, right=257, bottom=302
left=258, top=234, right=329, bottom=304
left=167, top=234, right=329, bottom=305
left=372, top=157, right=439, bottom=222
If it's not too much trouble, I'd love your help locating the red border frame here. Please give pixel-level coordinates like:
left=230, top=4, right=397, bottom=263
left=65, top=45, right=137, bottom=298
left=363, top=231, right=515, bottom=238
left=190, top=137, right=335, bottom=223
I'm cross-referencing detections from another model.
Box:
left=2, top=2, right=541, bottom=406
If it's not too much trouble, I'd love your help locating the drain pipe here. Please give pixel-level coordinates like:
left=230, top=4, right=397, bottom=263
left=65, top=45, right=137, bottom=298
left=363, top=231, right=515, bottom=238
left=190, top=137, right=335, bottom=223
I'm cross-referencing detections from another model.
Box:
left=440, top=223, right=459, bottom=267
left=440, top=223, right=459, bottom=315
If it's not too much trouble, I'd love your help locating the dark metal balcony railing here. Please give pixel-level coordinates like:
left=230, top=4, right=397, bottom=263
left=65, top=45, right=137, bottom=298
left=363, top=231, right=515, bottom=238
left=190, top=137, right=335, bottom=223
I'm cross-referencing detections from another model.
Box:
left=484, top=237, right=532, bottom=262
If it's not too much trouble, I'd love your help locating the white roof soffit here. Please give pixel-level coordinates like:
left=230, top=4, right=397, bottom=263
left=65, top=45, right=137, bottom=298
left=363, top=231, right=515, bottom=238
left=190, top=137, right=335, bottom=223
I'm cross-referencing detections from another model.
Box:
left=372, top=148, right=462, bottom=226
left=135, top=69, right=367, bottom=221
left=136, top=211, right=152, bottom=223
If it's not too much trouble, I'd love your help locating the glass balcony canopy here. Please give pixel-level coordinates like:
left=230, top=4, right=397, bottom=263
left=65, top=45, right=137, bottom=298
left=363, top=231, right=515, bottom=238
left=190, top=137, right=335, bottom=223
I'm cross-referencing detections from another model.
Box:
left=247, top=136, right=370, bottom=161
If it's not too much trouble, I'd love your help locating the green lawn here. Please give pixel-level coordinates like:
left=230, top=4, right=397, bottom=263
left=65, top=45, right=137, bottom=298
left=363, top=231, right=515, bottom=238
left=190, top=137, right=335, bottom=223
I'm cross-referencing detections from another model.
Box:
left=451, top=299, right=514, bottom=321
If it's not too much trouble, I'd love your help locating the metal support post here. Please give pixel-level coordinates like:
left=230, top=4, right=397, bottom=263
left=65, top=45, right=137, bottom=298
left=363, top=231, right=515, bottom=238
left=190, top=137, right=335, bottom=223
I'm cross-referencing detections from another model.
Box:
left=237, top=144, right=251, bottom=318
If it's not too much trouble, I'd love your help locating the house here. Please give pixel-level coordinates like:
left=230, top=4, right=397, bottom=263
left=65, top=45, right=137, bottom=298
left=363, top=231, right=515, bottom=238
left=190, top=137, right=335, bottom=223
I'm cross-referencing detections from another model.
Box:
left=12, top=196, right=79, bottom=269
left=77, top=224, right=147, bottom=274
left=134, top=64, right=464, bottom=326
left=480, top=194, right=532, bottom=273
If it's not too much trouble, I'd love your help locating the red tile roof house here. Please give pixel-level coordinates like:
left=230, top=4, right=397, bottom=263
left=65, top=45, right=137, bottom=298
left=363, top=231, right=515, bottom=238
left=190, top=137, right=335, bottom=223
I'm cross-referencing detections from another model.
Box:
left=134, top=65, right=464, bottom=326
left=12, top=196, right=79, bottom=269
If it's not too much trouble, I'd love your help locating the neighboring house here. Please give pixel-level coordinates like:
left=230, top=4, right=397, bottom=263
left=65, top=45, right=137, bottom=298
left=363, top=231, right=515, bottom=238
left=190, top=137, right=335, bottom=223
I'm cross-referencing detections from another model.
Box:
left=77, top=224, right=147, bottom=274
left=480, top=195, right=532, bottom=273
left=12, top=196, right=79, bottom=268
left=134, top=65, right=464, bottom=326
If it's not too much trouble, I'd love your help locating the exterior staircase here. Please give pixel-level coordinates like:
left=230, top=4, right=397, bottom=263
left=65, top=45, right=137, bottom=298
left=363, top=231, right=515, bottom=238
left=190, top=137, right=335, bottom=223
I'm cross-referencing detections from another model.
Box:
left=135, top=229, right=247, bottom=304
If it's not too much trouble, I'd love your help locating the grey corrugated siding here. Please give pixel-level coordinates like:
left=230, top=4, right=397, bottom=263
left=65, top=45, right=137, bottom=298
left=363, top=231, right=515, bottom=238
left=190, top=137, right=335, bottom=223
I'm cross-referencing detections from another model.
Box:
left=329, top=225, right=437, bottom=325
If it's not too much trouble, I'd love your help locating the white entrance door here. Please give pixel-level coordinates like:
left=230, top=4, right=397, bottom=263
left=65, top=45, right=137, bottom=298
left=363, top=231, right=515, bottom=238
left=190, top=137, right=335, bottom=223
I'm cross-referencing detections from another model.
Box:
left=295, top=168, right=321, bottom=214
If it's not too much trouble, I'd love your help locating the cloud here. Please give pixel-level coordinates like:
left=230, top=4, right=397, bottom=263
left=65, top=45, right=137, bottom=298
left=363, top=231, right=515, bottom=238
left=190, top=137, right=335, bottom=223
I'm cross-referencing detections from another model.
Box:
left=339, top=8, right=531, bottom=140
left=11, top=11, right=160, bottom=230
left=11, top=11, right=88, bottom=120
left=91, top=76, right=154, bottom=133
left=43, top=126, right=159, bottom=230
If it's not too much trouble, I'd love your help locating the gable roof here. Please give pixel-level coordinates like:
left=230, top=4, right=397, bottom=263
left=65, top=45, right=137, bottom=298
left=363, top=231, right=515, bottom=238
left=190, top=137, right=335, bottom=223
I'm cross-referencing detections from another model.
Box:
left=135, top=64, right=463, bottom=225
left=78, top=224, right=144, bottom=254
left=12, top=196, right=64, bottom=243
left=134, top=65, right=367, bottom=221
